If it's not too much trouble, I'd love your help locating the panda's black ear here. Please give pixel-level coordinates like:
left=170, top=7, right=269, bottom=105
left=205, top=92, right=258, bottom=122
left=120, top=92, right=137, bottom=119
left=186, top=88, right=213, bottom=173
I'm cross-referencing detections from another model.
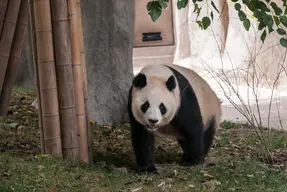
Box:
left=133, top=73, right=147, bottom=88
left=166, top=75, right=176, bottom=91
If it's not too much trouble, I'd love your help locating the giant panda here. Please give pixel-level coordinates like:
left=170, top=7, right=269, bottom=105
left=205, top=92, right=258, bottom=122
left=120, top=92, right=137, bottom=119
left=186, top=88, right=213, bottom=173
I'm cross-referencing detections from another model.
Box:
left=127, top=64, right=222, bottom=173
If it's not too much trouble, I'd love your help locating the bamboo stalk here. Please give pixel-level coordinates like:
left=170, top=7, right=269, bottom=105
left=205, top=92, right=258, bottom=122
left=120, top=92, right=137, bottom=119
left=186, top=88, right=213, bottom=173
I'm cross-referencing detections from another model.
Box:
left=68, top=0, right=89, bottom=163
left=28, top=0, right=44, bottom=153
left=0, top=0, right=21, bottom=100
left=0, top=0, right=8, bottom=36
left=0, top=0, right=29, bottom=116
left=77, top=0, right=93, bottom=163
left=50, top=0, right=79, bottom=161
left=33, top=0, right=62, bottom=155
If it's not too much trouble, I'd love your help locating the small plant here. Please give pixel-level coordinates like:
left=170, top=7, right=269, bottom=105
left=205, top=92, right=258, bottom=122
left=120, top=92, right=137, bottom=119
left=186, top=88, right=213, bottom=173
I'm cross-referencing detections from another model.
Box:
left=221, top=120, right=236, bottom=129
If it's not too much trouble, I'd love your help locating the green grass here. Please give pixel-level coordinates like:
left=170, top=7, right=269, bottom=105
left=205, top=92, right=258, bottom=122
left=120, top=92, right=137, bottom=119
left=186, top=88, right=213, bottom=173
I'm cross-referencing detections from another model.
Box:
left=12, top=86, right=36, bottom=95
left=0, top=153, right=287, bottom=192
left=1, top=89, right=287, bottom=191
left=1, top=143, right=287, bottom=192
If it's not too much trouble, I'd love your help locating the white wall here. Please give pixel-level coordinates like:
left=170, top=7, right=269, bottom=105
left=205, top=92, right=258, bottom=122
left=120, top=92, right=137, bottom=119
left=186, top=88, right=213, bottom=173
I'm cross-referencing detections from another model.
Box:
left=133, top=0, right=287, bottom=130
left=172, top=0, right=287, bottom=129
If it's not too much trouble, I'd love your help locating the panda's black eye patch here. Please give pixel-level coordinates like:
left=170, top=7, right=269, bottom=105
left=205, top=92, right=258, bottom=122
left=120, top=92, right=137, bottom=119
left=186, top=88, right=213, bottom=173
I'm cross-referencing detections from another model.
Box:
left=166, top=75, right=176, bottom=91
left=141, top=101, right=149, bottom=113
left=159, top=103, right=167, bottom=115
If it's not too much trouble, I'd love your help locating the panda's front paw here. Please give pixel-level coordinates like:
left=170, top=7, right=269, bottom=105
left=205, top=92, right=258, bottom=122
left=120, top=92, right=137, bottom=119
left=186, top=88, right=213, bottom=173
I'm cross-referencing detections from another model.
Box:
left=136, top=165, right=158, bottom=174
left=180, top=154, right=204, bottom=167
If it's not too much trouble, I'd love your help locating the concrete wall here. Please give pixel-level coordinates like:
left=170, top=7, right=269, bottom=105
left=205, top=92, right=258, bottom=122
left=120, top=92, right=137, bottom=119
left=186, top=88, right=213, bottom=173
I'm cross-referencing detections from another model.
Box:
left=133, top=0, right=177, bottom=70
left=14, top=22, right=35, bottom=89
left=80, top=0, right=134, bottom=124
left=134, top=0, right=174, bottom=47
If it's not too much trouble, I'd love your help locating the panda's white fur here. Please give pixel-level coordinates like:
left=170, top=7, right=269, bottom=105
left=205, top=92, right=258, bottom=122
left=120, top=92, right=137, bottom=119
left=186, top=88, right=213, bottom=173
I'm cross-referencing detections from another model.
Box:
left=131, top=64, right=221, bottom=137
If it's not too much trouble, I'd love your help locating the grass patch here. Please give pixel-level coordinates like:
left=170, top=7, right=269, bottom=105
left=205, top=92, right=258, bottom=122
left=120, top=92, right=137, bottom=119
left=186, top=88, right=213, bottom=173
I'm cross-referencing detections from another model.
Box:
left=12, top=86, right=36, bottom=96
left=0, top=89, right=287, bottom=191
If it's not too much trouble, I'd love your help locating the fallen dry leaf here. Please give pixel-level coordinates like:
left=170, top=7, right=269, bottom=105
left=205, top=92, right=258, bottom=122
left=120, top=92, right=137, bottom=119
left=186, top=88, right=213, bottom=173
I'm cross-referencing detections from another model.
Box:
left=188, top=184, right=195, bottom=188
left=131, top=187, right=142, bottom=192
left=201, top=170, right=214, bottom=179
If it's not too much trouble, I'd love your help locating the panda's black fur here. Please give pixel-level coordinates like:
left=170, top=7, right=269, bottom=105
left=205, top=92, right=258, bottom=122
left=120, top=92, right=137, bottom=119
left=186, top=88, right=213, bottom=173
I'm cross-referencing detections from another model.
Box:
left=127, top=64, right=220, bottom=173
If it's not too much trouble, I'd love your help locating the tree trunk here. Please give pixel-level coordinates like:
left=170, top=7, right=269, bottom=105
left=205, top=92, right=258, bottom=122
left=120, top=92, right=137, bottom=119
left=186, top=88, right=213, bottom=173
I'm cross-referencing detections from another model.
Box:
left=15, top=21, right=35, bottom=89
left=81, top=0, right=134, bottom=125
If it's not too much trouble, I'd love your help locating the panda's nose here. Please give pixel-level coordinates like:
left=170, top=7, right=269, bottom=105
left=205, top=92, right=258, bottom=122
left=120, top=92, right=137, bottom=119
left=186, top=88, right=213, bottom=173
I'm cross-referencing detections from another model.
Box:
left=148, top=119, right=158, bottom=124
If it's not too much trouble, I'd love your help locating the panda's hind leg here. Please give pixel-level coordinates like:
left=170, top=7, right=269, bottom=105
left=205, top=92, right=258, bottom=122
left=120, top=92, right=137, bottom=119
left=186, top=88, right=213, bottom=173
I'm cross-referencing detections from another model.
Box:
left=203, top=116, right=216, bottom=157
left=177, top=120, right=205, bottom=166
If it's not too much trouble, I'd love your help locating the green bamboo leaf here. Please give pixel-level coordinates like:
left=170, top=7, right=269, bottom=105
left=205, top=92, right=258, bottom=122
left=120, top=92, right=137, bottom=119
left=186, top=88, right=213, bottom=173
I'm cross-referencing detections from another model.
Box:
left=260, top=29, right=267, bottom=42
left=267, top=25, right=274, bottom=33
left=147, top=1, right=162, bottom=22
left=273, top=16, right=280, bottom=26
left=245, top=2, right=256, bottom=12
left=242, top=0, right=249, bottom=4
left=243, top=19, right=251, bottom=31
left=177, top=0, right=188, bottom=9
left=277, top=28, right=286, bottom=35
left=270, top=2, right=282, bottom=15
left=238, top=11, right=246, bottom=21
left=256, top=1, right=270, bottom=12
left=235, top=3, right=241, bottom=11
left=147, top=1, right=153, bottom=10
left=258, top=21, right=265, bottom=30
left=280, top=16, right=287, bottom=27
left=262, top=14, right=273, bottom=28
left=253, top=10, right=262, bottom=18
left=202, top=17, right=211, bottom=30
left=280, top=38, right=287, bottom=48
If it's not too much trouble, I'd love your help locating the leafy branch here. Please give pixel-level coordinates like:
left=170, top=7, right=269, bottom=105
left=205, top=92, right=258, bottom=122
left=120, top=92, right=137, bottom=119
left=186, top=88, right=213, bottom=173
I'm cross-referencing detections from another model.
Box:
left=147, top=0, right=287, bottom=48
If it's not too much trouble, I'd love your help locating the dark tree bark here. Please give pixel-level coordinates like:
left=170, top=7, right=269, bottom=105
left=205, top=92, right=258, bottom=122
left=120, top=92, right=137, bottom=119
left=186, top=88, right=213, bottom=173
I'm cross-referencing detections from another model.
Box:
left=81, top=0, right=134, bottom=124
left=15, top=21, right=35, bottom=89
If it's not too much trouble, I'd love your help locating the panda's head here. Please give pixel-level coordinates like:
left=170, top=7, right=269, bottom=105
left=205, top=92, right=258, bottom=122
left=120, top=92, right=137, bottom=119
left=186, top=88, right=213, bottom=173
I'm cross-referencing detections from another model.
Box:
left=131, top=65, right=180, bottom=131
